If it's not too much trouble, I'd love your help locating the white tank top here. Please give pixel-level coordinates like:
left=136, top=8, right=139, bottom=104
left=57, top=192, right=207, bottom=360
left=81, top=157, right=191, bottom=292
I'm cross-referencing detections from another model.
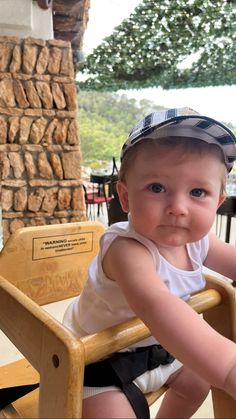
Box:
left=63, top=219, right=208, bottom=348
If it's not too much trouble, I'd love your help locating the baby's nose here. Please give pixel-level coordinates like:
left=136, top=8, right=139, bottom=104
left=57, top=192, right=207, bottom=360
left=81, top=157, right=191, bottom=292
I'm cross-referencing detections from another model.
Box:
left=166, top=196, right=188, bottom=216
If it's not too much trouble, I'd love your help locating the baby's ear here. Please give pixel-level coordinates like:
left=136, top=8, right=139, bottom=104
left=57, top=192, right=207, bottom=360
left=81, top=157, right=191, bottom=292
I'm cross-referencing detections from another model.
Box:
left=217, top=193, right=226, bottom=209
left=116, top=181, right=129, bottom=213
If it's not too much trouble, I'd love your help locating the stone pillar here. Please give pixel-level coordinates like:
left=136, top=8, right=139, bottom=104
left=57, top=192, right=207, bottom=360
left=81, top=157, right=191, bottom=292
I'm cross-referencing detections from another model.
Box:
left=0, top=36, right=86, bottom=244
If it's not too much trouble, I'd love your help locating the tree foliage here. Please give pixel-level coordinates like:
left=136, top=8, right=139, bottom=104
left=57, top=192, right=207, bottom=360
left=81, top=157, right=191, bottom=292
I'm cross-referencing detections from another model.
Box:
left=78, top=0, right=236, bottom=91
left=78, top=91, right=236, bottom=167
left=78, top=91, right=163, bottom=166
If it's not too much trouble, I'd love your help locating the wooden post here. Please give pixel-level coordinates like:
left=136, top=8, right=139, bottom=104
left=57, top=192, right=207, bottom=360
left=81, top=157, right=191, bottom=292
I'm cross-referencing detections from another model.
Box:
left=204, top=274, right=236, bottom=418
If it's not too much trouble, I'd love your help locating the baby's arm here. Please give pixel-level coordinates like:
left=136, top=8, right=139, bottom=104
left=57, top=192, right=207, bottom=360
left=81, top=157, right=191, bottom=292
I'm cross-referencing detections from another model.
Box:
left=205, top=232, right=236, bottom=281
left=103, top=236, right=236, bottom=398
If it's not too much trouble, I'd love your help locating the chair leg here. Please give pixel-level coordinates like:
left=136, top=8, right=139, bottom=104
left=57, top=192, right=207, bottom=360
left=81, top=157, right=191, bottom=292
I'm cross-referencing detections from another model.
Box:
left=204, top=275, right=236, bottom=418
left=87, top=204, right=94, bottom=221
left=215, top=214, right=222, bottom=238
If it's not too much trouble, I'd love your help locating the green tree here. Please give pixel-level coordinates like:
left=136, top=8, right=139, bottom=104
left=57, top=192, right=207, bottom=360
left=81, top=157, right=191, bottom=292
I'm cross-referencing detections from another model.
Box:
left=78, top=91, right=163, bottom=166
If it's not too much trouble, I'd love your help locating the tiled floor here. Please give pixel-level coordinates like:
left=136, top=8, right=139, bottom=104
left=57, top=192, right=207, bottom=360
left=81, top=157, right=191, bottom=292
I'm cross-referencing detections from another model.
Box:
left=1, top=211, right=236, bottom=418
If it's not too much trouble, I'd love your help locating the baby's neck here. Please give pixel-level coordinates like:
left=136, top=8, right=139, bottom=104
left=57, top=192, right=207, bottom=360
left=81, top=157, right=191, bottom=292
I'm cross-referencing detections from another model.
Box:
left=158, top=245, right=193, bottom=271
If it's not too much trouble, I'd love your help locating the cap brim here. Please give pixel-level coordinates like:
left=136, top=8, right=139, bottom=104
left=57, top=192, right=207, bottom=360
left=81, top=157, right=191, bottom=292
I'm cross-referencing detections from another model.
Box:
left=121, top=114, right=236, bottom=171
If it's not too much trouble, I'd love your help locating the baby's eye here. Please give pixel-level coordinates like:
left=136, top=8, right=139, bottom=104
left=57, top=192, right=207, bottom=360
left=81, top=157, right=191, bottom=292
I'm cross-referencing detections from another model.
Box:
left=148, top=183, right=166, bottom=193
left=191, top=188, right=206, bottom=198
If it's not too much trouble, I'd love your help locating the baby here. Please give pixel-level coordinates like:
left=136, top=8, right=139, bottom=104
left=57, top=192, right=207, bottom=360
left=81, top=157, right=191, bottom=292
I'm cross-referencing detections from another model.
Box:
left=64, top=107, right=236, bottom=418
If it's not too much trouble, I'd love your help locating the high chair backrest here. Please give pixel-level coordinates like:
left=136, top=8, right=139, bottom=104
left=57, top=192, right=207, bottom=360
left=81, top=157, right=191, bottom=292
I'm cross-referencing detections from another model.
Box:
left=0, top=221, right=105, bottom=305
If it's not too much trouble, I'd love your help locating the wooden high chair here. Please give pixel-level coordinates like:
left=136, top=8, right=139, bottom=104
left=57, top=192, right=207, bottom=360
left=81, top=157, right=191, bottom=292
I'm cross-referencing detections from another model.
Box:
left=0, top=221, right=236, bottom=418
left=0, top=221, right=104, bottom=418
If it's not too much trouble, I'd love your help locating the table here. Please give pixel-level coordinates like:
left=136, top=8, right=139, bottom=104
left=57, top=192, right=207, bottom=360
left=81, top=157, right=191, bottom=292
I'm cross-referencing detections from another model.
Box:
left=217, top=196, right=236, bottom=243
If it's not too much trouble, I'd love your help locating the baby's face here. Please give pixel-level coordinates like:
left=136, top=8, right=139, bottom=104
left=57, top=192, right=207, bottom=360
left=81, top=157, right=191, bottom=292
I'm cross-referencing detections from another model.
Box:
left=117, top=146, right=225, bottom=248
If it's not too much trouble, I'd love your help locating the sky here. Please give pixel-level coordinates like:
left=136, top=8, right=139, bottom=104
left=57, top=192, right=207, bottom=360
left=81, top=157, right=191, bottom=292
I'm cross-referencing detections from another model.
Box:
left=81, top=0, right=236, bottom=125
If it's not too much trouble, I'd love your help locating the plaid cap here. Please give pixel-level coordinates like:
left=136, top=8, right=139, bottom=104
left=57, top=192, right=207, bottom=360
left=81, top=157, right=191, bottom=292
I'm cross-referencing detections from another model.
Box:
left=121, top=107, right=236, bottom=171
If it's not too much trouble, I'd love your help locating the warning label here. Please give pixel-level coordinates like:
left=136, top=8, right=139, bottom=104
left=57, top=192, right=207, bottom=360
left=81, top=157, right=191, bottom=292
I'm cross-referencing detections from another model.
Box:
left=33, top=232, right=93, bottom=260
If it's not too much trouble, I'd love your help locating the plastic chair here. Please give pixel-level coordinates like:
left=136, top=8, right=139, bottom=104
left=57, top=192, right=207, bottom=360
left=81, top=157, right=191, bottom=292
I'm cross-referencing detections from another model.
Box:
left=83, top=174, right=113, bottom=220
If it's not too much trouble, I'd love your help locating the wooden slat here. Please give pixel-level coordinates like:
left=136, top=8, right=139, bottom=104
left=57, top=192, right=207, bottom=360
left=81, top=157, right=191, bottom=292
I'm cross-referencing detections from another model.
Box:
left=81, top=288, right=222, bottom=365
left=0, top=359, right=39, bottom=388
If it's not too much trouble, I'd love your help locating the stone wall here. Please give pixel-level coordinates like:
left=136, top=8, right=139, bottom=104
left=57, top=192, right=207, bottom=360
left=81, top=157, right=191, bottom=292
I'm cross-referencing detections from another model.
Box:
left=0, top=36, right=86, bottom=244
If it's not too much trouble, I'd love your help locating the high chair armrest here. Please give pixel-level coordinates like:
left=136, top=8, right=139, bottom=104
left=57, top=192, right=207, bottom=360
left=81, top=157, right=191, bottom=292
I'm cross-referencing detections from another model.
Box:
left=80, top=288, right=222, bottom=365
